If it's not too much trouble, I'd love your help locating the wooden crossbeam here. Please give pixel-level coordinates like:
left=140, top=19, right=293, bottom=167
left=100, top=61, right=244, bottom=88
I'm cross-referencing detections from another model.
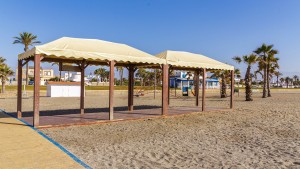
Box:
left=21, top=60, right=29, bottom=67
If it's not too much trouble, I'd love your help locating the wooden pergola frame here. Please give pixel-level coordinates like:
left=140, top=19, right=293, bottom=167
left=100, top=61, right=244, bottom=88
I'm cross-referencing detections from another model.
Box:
left=17, top=54, right=234, bottom=128
left=168, top=67, right=234, bottom=112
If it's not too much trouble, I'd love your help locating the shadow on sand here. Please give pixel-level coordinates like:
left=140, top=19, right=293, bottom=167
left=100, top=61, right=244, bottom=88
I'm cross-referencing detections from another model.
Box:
left=6, top=105, right=162, bottom=118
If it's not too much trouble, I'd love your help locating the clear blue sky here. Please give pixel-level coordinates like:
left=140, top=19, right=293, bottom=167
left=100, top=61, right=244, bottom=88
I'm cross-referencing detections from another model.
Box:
left=1, top=0, right=300, bottom=77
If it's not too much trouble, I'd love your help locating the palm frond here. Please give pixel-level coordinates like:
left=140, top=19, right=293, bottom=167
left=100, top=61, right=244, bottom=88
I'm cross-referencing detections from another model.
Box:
left=232, top=56, right=242, bottom=63
left=13, top=32, right=41, bottom=51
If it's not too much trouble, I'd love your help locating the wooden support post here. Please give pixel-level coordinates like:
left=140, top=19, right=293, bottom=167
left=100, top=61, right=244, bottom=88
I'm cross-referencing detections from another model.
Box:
left=59, top=62, right=62, bottom=81
left=25, top=62, right=29, bottom=85
left=162, top=64, right=169, bottom=115
left=128, top=65, right=134, bottom=111
left=230, top=70, right=234, bottom=109
left=33, top=54, right=41, bottom=127
left=80, top=59, right=86, bottom=115
left=174, top=78, right=177, bottom=97
left=17, top=59, right=23, bottom=119
left=168, top=69, right=170, bottom=105
left=202, top=68, right=206, bottom=112
left=154, top=69, right=157, bottom=99
left=109, top=61, right=115, bottom=120
left=195, top=69, right=200, bottom=106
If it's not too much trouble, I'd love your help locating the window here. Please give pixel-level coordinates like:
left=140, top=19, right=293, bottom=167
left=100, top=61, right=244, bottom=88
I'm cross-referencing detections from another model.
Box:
left=44, top=71, right=51, bottom=76
left=29, top=70, right=34, bottom=76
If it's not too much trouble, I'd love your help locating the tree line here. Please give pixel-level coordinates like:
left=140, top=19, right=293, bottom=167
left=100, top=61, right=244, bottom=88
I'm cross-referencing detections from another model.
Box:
left=94, top=67, right=162, bottom=86
left=279, top=75, right=300, bottom=88
left=233, top=43, right=281, bottom=101
left=1, top=32, right=39, bottom=93
left=0, top=57, right=14, bottom=93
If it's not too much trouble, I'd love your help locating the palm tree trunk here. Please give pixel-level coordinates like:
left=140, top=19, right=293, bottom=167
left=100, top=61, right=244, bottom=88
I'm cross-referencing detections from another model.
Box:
left=120, top=74, right=123, bottom=86
left=245, top=66, right=253, bottom=101
left=262, top=60, right=267, bottom=98
left=276, top=76, right=279, bottom=87
left=1, top=78, right=5, bottom=94
left=267, top=64, right=271, bottom=97
left=97, top=75, right=99, bottom=86
left=24, top=45, right=29, bottom=85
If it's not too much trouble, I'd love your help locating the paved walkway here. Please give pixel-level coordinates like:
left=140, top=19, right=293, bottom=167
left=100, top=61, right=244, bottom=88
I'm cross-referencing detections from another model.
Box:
left=0, top=110, right=86, bottom=169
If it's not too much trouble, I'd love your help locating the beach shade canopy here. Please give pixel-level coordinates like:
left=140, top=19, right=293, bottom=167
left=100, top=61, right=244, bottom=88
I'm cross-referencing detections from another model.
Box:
left=18, top=37, right=165, bottom=65
left=155, top=50, right=234, bottom=70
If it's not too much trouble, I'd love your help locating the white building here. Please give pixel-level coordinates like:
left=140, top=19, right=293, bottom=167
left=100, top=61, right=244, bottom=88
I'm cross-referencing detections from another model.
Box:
left=62, top=72, right=89, bottom=82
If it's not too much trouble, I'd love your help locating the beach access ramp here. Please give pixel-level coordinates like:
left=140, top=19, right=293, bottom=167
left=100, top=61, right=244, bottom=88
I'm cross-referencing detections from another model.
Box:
left=0, top=110, right=90, bottom=169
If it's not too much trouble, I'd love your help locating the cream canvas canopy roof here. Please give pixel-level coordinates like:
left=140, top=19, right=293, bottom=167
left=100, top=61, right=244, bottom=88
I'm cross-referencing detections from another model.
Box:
left=18, top=37, right=165, bottom=65
left=155, top=50, right=234, bottom=70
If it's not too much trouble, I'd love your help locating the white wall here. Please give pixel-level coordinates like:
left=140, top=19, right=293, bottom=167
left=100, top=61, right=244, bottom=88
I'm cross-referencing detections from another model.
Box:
left=47, top=85, right=82, bottom=97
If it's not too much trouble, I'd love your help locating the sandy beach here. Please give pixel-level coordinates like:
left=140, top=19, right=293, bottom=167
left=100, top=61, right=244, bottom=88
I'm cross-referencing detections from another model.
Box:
left=2, top=1, right=300, bottom=168
left=17, top=92, right=296, bottom=169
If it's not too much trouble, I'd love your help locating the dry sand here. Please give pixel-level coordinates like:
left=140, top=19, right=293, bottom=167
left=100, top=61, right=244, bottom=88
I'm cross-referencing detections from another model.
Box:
left=36, top=92, right=300, bottom=169
left=1, top=90, right=300, bottom=168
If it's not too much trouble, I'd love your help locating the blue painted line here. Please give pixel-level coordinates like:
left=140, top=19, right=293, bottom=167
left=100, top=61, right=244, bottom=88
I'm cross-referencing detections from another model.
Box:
left=0, top=109, right=92, bottom=169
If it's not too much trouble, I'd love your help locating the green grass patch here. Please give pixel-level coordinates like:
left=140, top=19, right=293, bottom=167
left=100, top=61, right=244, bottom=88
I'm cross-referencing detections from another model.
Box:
left=1, top=85, right=46, bottom=91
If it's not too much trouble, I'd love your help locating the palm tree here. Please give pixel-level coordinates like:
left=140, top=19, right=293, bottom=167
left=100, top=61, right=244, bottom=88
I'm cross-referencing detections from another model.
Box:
left=254, top=44, right=275, bottom=98
left=146, top=71, right=155, bottom=86
left=0, top=57, right=5, bottom=65
left=116, top=67, right=124, bottom=86
left=285, top=77, right=290, bottom=88
left=234, top=68, right=241, bottom=86
left=104, top=70, right=110, bottom=82
left=211, top=70, right=230, bottom=98
left=266, top=50, right=279, bottom=97
left=290, top=78, right=294, bottom=87
left=233, top=68, right=241, bottom=96
left=273, top=71, right=282, bottom=87
left=153, top=69, right=162, bottom=87
left=13, top=32, right=41, bottom=85
left=234, top=68, right=241, bottom=79
left=94, top=67, right=107, bottom=85
left=293, top=75, right=299, bottom=86
left=0, top=57, right=6, bottom=71
left=0, top=57, right=6, bottom=69
left=254, top=70, right=262, bottom=88
left=280, top=77, right=285, bottom=86
left=233, top=54, right=257, bottom=101
left=136, top=68, right=147, bottom=86
left=0, top=64, right=14, bottom=94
